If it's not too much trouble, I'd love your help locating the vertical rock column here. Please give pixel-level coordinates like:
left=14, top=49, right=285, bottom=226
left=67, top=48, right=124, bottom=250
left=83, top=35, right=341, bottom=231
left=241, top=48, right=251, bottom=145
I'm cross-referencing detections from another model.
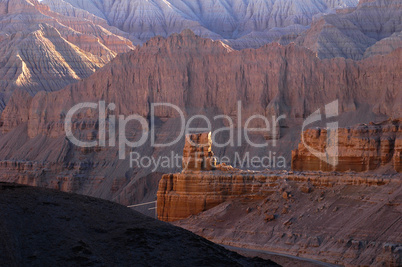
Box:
left=182, top=132, right=216, bottom=172
left=394, top=135, right=402, bottom=172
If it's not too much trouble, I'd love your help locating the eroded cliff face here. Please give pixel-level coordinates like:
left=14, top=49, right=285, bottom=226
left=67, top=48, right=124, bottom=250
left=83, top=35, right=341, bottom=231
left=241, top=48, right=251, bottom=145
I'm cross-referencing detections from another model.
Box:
left=394, top=136, right=402, bottom=172
left=364, top=31, right=402, bottom=58
left=182, top=133, right=217, bottom=172
left=0, top=0, right=134, bottom=108
left=0, top=0, right=397, bottom=109
left=292, top=119, right=402, bottom=172
left=2, top=31, right=400, bottom=135
left=0, top=32, right=399, bottom=208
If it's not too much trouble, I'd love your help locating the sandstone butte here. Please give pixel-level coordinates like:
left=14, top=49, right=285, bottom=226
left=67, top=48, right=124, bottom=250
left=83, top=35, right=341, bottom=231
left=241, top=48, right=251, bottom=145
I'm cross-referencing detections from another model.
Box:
left=157, top=128, right=401, bottom=266
left=158, top=122, right=402, bottom=222
left=292, top=118, right=402, bottom=172
left=0, top=30, right=400, bottom=209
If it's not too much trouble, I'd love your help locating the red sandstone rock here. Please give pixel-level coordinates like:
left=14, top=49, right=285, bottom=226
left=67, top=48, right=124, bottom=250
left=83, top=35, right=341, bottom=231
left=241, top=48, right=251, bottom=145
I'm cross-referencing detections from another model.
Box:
left=300, top=183, right=313, bottom=194
left=156, top=169, right=397, bottom=222
left=394, top=136, right=402, bottom=172
left=265, top=214, right=276, bottom=222
left=292, top=119, right=402, bottom=172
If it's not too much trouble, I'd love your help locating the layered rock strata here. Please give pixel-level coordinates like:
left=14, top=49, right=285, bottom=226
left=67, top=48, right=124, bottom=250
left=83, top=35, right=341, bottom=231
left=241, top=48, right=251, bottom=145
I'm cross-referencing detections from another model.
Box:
left=157, top=127, right=401, bottom=265
left=157, top=169, right=399, bottom=222
left=157, top=125, right=400, bottom=222
left=292, top=119, right=402, bottom=172
left=47, top=0, right=401, bottom=58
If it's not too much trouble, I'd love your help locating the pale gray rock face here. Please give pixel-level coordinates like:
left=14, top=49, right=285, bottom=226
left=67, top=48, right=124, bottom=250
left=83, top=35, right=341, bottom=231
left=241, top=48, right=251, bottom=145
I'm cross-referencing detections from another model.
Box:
left=296, top=0, right=402, bottom=59
left=44, top=0, right=401, bottom=58
left=364, top=31, right=402, bottom=58
left=47, top=0, right=359, bottom=46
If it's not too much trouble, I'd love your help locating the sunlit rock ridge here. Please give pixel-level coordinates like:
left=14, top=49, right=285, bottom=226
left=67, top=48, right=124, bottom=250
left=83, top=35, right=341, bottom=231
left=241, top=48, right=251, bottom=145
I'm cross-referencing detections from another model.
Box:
left=0, top=0, right=134, bottom=108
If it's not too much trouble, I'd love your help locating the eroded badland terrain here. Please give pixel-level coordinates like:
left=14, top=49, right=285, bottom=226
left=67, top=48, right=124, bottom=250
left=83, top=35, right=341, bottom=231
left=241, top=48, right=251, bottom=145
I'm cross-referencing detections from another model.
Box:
left=0, top=0, right=401, bottom=266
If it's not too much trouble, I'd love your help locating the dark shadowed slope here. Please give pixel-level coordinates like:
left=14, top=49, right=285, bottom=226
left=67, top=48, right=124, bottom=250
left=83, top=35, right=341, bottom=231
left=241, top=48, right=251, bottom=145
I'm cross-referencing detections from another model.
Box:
left=0, top=183, right=279, bottom=266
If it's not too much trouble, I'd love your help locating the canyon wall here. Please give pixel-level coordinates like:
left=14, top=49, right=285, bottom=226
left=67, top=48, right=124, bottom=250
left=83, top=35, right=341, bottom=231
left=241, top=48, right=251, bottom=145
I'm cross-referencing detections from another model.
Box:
left=3, top=31, right=400, bottom=136
left=0, top=0, right=398, bottom=108
left=0, top=31, right=400, bottom=209
left=292, top=119, right=402, bottom=172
